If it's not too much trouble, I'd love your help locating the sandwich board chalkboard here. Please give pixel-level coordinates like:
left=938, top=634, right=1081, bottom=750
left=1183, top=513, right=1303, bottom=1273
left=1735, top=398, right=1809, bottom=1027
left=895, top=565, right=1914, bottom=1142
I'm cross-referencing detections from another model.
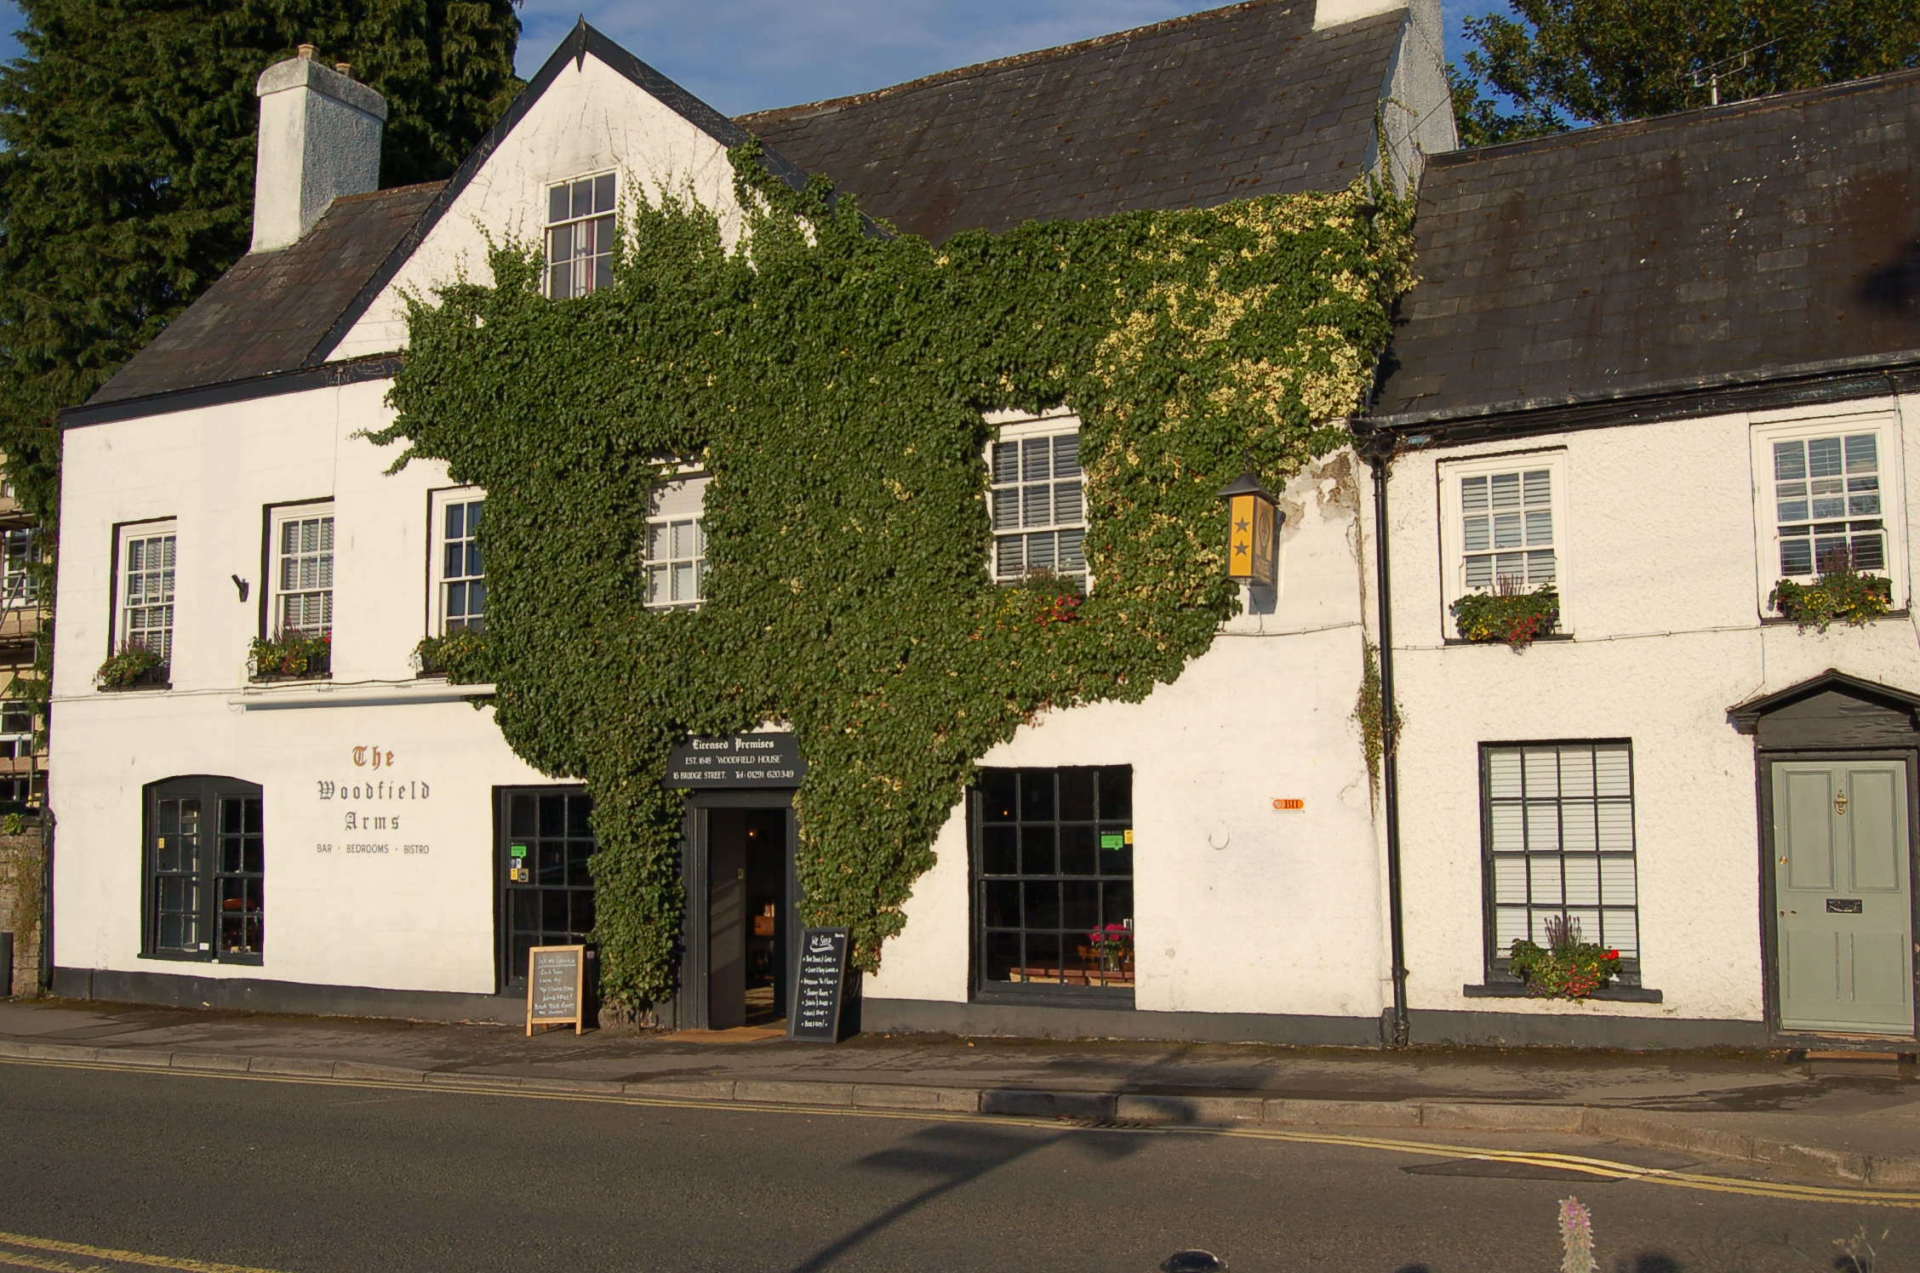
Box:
left=789, top=927, right=852, bottom=1043
left=526, top=944, right=587, bottom=1036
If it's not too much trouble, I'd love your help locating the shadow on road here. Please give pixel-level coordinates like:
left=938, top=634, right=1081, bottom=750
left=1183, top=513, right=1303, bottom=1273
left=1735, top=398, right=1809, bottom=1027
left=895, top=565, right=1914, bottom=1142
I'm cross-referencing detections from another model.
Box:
left=788, top=1117, right=1147, bottom=1272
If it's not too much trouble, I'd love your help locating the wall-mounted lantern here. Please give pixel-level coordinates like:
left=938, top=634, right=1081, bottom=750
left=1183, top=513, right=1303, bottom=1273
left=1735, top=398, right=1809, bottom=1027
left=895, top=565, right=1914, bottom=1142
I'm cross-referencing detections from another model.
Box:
left=1219, top=469, right=1281, bottom=587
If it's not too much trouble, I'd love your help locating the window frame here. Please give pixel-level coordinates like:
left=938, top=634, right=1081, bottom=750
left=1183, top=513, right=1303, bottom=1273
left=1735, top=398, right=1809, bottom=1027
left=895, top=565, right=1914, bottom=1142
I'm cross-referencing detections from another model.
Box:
left=141, top=775, right=265, bottom=966
left=0, top=700, right=32, bottom=761
left=544, top=171, right=617, bottom=300
left=111, top=517, right=178, bottom=671
left=0, top=526, right=39, bottom=606
left=969, top=764, right=1135, bottom=1006
left=1437, top=449, right=1570, bottom=633
left=428, top=487, right=487, bottom=635
left=642, top=472, right=710, bottom=611
left=1749, top=411, right=1908, bottom=614
left=987, top=415, right=1088, bottom=585
left=263, top=501, right=334, bottom=641
left=1478, top=739, right=1640, bottom=986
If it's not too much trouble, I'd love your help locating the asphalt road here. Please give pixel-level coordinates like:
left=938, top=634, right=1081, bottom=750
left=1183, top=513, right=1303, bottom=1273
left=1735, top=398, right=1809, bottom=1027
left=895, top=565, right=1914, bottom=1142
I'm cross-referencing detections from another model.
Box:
left=0, top=1059, right=1914, bottom=1273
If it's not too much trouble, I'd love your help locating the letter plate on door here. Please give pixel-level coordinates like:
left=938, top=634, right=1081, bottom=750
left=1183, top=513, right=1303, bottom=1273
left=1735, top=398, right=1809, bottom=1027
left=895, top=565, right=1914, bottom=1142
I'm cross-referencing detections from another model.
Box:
left=1826, top=898, right=1863, bottom=914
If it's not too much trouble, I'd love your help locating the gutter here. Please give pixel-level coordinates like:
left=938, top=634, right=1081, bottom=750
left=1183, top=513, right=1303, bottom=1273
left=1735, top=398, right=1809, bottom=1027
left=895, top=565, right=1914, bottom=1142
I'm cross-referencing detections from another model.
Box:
left=1357, top=425, right=1409, bottom=1048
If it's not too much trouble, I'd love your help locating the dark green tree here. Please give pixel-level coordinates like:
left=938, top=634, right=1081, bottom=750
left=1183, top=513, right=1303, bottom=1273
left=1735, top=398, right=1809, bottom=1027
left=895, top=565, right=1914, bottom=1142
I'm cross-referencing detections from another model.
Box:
left=0, top=0, right=522, bottom=521
left=1451, top=0, right=1920, bottom=147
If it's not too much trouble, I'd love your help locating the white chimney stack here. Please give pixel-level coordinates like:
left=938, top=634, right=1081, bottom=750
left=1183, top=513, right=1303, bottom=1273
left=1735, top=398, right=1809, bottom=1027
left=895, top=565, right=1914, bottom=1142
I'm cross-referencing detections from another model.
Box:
left=250, top=45, right=388, bottom=253
left=1313, top=0, right=1407, bottom=29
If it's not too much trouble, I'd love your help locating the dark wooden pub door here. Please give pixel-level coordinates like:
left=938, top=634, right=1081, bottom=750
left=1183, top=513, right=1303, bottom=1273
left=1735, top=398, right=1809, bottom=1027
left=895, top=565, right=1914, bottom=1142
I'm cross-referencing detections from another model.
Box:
left=687, top=796, right=798, bottom=1030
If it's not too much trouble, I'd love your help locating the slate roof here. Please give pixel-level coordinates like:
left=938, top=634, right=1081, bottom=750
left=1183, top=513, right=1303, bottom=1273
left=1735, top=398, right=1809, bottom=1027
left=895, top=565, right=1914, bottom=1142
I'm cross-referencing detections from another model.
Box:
left=88, top=182, right=444, bottom=407
left=738, top=0, right=1404, bottom=243
left=1371, top=69, right=1920, bottom=426
left=84, top=0, right=1407, bottom=411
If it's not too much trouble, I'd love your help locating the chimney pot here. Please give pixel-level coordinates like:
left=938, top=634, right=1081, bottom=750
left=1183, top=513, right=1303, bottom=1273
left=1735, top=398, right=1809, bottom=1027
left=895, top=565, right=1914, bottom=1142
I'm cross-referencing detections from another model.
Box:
left=297, top=43, right=316, bottom=60
left=335, top=62, right=351, bottom=77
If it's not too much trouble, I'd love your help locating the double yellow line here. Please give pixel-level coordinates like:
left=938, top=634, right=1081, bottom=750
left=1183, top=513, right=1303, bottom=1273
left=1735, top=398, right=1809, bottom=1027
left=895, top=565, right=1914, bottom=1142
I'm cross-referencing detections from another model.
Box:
left=0, top=1230, right=289, bottom=1273
left=7, top=1054, right=1919, bottom=1227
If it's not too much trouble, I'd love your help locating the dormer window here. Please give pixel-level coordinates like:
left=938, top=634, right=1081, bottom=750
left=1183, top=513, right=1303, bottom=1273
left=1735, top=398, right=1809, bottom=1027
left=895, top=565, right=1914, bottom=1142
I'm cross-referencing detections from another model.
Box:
left=546, top=173, right=615, bottom=299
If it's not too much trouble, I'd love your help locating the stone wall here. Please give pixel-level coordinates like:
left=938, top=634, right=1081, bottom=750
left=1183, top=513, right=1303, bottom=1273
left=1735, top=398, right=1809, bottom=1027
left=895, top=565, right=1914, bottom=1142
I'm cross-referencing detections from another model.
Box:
left=0, top=827, right=44, bottom=996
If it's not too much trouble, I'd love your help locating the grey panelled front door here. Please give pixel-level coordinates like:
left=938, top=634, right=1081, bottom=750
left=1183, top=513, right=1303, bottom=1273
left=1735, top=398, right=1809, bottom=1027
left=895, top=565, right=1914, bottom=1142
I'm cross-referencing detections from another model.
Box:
left=1772, top=760, right=1914, bottom=1035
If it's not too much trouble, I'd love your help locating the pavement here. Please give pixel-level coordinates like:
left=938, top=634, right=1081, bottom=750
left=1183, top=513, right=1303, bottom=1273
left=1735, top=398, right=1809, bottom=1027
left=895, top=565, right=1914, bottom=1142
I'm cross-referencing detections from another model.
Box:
left=2, top=995, right=1916, bottom=1191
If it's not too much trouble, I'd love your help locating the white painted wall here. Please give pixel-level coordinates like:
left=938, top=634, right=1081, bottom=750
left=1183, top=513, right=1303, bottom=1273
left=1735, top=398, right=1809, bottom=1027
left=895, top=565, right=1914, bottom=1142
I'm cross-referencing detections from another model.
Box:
left=1381, top=393, right=1920, bottom=1026
left=53, top=380, right=554, bottom=991
left=867, top=450, right=1393, bottom=1022
left=325, top=55, right=752, bottom=362
left=52, top=36, right=1396, bottom=1022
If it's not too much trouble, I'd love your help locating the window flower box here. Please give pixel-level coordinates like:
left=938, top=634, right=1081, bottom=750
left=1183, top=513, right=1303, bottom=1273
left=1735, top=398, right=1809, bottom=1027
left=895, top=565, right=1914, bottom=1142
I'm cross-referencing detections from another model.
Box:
left=1450, top=582, right=1559, bottom=649
left=412, top=628, right=488, bottom=682
left=96, top=643, right=168, bottom=691
left=248, top=631, right=330, bottom=682
left=1506, top=916, right=1621, bottom=1001
left=1768, top=562, right=1892, bottom=632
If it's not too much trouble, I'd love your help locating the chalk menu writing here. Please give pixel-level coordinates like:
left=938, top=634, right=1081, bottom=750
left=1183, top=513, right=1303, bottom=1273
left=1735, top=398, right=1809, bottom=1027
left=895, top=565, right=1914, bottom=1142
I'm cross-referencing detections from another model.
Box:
left=526, top=944, right=585, bottom=1036
left=663, top=733, right=807, bottom=788
left=789, top=927, right=851, bottom=1043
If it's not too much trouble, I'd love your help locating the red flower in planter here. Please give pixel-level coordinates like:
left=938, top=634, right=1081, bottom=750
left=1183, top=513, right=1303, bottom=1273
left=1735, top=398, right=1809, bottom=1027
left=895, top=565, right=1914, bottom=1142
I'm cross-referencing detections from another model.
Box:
left=1605, top=949, right=1620, bottom=961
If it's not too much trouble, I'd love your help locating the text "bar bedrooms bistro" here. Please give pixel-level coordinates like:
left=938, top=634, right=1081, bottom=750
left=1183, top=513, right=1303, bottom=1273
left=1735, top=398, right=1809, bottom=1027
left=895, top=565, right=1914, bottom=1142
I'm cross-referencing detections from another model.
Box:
left=664, top=733, right=808, bottom=789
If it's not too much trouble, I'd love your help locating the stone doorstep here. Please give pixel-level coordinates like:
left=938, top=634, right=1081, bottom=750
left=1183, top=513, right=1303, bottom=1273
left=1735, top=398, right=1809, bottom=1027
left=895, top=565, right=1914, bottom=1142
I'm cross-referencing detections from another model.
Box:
left=4, top=1038, right=1917, bottom=1191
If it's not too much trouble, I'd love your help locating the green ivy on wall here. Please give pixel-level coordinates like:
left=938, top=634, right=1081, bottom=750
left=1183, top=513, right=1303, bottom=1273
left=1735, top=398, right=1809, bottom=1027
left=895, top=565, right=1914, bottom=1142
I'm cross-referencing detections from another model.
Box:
left=374, top=145, right=1414, bottom=1013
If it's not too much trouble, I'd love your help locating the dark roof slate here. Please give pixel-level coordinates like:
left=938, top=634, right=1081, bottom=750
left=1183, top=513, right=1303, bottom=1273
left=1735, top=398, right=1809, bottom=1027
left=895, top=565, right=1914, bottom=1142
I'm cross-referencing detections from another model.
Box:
left=1371, top=69, right=1920, bottom=425
left=82, top=2, right=1406, bottom=411
left=87, top=182, right=444, bottom=407
left=737, top=0, right=1404, bottom=242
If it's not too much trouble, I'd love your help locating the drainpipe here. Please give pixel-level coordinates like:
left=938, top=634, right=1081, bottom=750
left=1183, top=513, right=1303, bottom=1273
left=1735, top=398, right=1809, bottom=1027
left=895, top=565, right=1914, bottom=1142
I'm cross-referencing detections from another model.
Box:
left=1357, top=425, right=1409, bottom=1048
left=38, top=805, right=52, bottom=995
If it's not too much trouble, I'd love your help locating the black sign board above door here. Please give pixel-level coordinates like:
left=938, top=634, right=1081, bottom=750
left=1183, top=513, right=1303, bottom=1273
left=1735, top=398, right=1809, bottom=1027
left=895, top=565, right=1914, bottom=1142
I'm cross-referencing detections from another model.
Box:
left=790, top=926, right=852, bottom=1043
left=664, top=733, right=807, bottom=788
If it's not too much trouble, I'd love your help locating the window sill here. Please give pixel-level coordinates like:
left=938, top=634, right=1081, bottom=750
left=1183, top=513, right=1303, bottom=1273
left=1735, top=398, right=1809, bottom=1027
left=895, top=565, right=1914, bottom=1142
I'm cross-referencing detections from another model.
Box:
left=1462, top=982, right=1663, bottom=1003
left=97, top=680, right=172, bottom=694
left=1443, top=632, right=1574, bottom=647
left=138, top=950, right=264, bottom=967
left=1759, top=609, right=1909, bottom=627
left=972, top=985, right=1136, bottom=1011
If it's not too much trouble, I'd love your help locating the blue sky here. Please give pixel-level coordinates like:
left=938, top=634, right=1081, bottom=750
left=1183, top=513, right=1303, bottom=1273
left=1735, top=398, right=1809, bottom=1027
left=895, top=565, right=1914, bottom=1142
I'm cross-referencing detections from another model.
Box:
left=0, top=1, right=1506, bottom=118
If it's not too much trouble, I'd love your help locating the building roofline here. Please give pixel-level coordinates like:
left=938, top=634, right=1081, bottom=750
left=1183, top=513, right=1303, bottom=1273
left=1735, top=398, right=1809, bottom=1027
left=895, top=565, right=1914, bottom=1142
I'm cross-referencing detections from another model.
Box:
left=1427, top=64, right=1920, bottom=170
left=60, top=355, right=404, bottom=430
left=1729, top=668, right=1920, bottom=731
left=736, top=0, right=1327, bottom=128
left=305, top=19, right=819, bottom=368
left=1366, top=355, right=1920, bottom=447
